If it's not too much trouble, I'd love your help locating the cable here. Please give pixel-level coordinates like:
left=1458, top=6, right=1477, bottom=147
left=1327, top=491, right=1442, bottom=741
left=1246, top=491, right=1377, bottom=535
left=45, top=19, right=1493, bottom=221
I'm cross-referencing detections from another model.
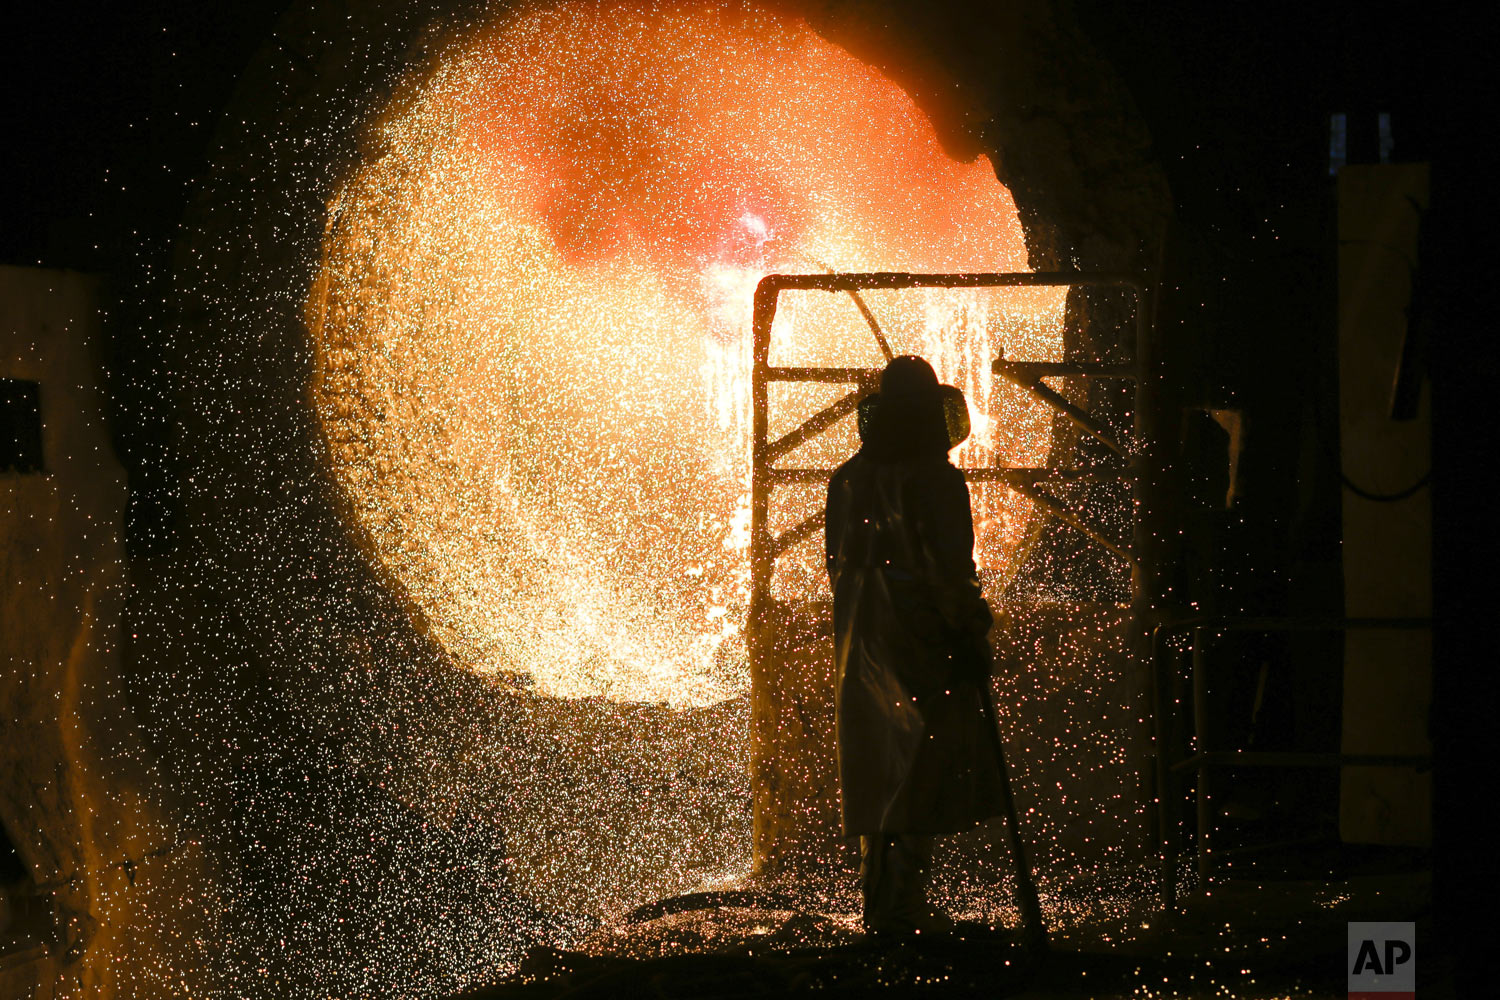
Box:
left=1340, top=468, right=1429, bottom=503
left=1333, top=195, right=1430, bottom=502
left=787, top=247, right=894, bottom=361
left=1309, top=372, right=1430, bottom=502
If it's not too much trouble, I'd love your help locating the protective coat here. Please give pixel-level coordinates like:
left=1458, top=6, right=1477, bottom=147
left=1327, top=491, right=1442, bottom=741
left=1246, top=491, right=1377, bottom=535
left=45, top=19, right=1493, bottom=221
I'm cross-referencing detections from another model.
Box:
left=825, top=440, right=1007, bottom=836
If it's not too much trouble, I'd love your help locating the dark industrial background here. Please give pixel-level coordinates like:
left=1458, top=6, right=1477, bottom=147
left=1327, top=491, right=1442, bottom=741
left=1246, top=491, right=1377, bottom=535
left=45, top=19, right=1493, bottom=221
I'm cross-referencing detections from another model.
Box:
left=2, top=1, right=1488, bottom=994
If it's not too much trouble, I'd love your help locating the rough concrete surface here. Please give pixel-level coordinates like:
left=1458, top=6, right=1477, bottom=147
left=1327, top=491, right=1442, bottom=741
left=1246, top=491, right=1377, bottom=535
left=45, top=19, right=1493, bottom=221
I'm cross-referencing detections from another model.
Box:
left=2, top=266, right=210, bottom=998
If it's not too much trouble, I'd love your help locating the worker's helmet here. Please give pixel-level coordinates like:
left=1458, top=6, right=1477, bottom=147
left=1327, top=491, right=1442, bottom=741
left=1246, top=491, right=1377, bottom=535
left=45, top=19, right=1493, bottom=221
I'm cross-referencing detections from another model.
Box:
left=858, top=355, right=970, bottom=448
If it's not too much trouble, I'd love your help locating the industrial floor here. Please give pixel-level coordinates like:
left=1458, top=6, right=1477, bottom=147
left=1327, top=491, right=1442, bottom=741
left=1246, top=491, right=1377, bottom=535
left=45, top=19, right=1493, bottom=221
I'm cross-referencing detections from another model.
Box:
left=453, top=844, right=1444, bottom=999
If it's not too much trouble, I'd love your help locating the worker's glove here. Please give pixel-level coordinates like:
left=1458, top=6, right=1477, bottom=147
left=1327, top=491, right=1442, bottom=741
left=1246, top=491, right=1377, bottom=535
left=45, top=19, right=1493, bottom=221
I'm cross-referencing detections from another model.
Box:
left=954, top=628, right=994, bottom=686
left=965, top=596, right=994, bottom=636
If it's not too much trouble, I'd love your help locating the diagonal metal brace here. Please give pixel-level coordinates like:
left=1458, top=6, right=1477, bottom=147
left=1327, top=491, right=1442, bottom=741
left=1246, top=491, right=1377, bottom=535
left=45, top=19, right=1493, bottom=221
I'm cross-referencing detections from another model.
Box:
left=1012, top=480, right=1137, bottom=566
left=994, top=356, right=1130, bottom=457
left=761, top=389, right=865, bottom=464
left=771, top=509, right=825, bottom=558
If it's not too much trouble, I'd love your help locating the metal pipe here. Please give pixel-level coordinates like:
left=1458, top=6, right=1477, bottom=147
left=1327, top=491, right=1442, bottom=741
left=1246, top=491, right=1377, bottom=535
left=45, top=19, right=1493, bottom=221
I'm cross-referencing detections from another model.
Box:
left=993, top=356, right=1133, bottom=455
left=1191, top=627, right=1211, bottom=884
left=770, top=509, right=825, bottom=558
left=1154, top=616, right=1432, bottom=637
left=756, top=270, right=1145, bottom=293
left=765, top=465, right=1129, bottom=486
left=1151, top=624, right=1177, bottom=911
left=784, top=248, right=895, bottom=361
left=747, top=263, right=777, bottom=872
left=992, top=359, right=1139, bottom=380
left=765, top=366, right=881, bottom=383
left=1009, top=374, right=1128, bottom=456
left=749, top=281, right=776, bottom=616
left=1170, top=751, right=1433, bottom=772
left=1010, top=480, right=1136, bottom=565
left=762, top=389, right=864, bottom=464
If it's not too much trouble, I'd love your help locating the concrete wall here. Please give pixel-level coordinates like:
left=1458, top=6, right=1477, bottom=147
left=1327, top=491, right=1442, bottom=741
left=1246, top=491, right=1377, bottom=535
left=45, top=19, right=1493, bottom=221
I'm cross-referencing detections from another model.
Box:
left=0, top=266, right=208, bottom=998
left=1336, top=166, right=1433, bottom=846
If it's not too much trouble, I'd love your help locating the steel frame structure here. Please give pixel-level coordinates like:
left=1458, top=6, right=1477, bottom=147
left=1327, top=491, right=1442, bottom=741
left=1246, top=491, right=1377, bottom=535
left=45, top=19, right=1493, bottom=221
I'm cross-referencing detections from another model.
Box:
left=744, top=271, right=1149, bottom=938
left=748, top=270, right=1150, bottom=614
left=1150, top=615, right=1434, bottom=910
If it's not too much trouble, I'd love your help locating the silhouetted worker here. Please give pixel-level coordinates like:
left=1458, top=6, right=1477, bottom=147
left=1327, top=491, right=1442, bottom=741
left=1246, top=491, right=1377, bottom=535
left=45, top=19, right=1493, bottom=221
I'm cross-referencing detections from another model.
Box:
left=825, top=355, right=1007, bottom=935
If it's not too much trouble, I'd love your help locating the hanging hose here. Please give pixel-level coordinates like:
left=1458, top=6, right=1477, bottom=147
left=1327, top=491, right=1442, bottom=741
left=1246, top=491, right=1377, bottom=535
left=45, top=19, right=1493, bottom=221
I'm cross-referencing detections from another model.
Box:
left=788, top=248, right=895, bottom=361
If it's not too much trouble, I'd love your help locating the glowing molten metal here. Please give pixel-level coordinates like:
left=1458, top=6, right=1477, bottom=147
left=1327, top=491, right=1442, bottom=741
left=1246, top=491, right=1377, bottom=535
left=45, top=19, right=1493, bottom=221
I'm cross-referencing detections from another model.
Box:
left=307, top=2, right=1065, bottom=707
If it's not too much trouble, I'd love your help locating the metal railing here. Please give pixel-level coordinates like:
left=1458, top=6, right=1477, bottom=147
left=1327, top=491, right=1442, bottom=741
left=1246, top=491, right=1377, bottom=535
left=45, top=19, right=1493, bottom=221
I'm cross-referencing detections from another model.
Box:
left=1151, top=615, right=1433, bottom=910
left=747, top=271, right=1150, bottom=613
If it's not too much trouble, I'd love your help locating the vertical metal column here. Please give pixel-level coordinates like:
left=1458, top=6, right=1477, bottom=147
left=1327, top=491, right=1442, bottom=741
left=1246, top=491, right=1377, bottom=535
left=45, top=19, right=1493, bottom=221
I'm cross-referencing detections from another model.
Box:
left=747, top=278, right=777, bottom=869
left=1151, top=628, right=1178, bottom=911
left=1191, top=627, right=1212, bottom=882
left=749, top=276, right=775, bottom=624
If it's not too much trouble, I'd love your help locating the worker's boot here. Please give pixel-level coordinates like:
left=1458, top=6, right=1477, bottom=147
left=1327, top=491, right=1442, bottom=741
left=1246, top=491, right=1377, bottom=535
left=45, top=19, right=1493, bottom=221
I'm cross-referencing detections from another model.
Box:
left=860, top=835, right=948, bottom=936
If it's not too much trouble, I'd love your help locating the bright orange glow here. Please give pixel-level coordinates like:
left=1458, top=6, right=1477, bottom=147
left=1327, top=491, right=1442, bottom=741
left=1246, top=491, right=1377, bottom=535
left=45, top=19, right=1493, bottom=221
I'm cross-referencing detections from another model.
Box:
left=306, top=1, right=1065, bottom=708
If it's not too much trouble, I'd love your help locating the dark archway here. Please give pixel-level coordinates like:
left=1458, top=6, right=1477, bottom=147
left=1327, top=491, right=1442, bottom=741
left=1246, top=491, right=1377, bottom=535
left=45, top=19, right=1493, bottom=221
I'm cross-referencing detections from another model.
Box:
left=121, top=1, right=1170, bottom=992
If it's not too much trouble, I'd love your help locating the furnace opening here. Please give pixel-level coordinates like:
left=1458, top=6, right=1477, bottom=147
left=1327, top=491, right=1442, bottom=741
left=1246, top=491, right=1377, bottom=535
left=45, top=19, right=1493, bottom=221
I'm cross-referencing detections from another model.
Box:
left=306, top=1, right=1066, bottom=708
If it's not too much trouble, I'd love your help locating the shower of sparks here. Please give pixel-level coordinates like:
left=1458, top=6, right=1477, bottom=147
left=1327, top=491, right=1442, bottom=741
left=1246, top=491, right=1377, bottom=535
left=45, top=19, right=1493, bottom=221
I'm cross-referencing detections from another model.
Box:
left=308, top=0, right=1065, bottom=709
left=109, top=2, right=1166, bottom=996
left=289, top=0, right=1093, bottom=977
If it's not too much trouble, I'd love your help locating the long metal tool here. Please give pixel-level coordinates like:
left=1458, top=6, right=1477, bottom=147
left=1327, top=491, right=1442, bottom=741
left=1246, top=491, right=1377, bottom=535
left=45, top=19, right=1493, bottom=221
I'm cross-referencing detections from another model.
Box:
left=974, top=652, right=1049, bottom=950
